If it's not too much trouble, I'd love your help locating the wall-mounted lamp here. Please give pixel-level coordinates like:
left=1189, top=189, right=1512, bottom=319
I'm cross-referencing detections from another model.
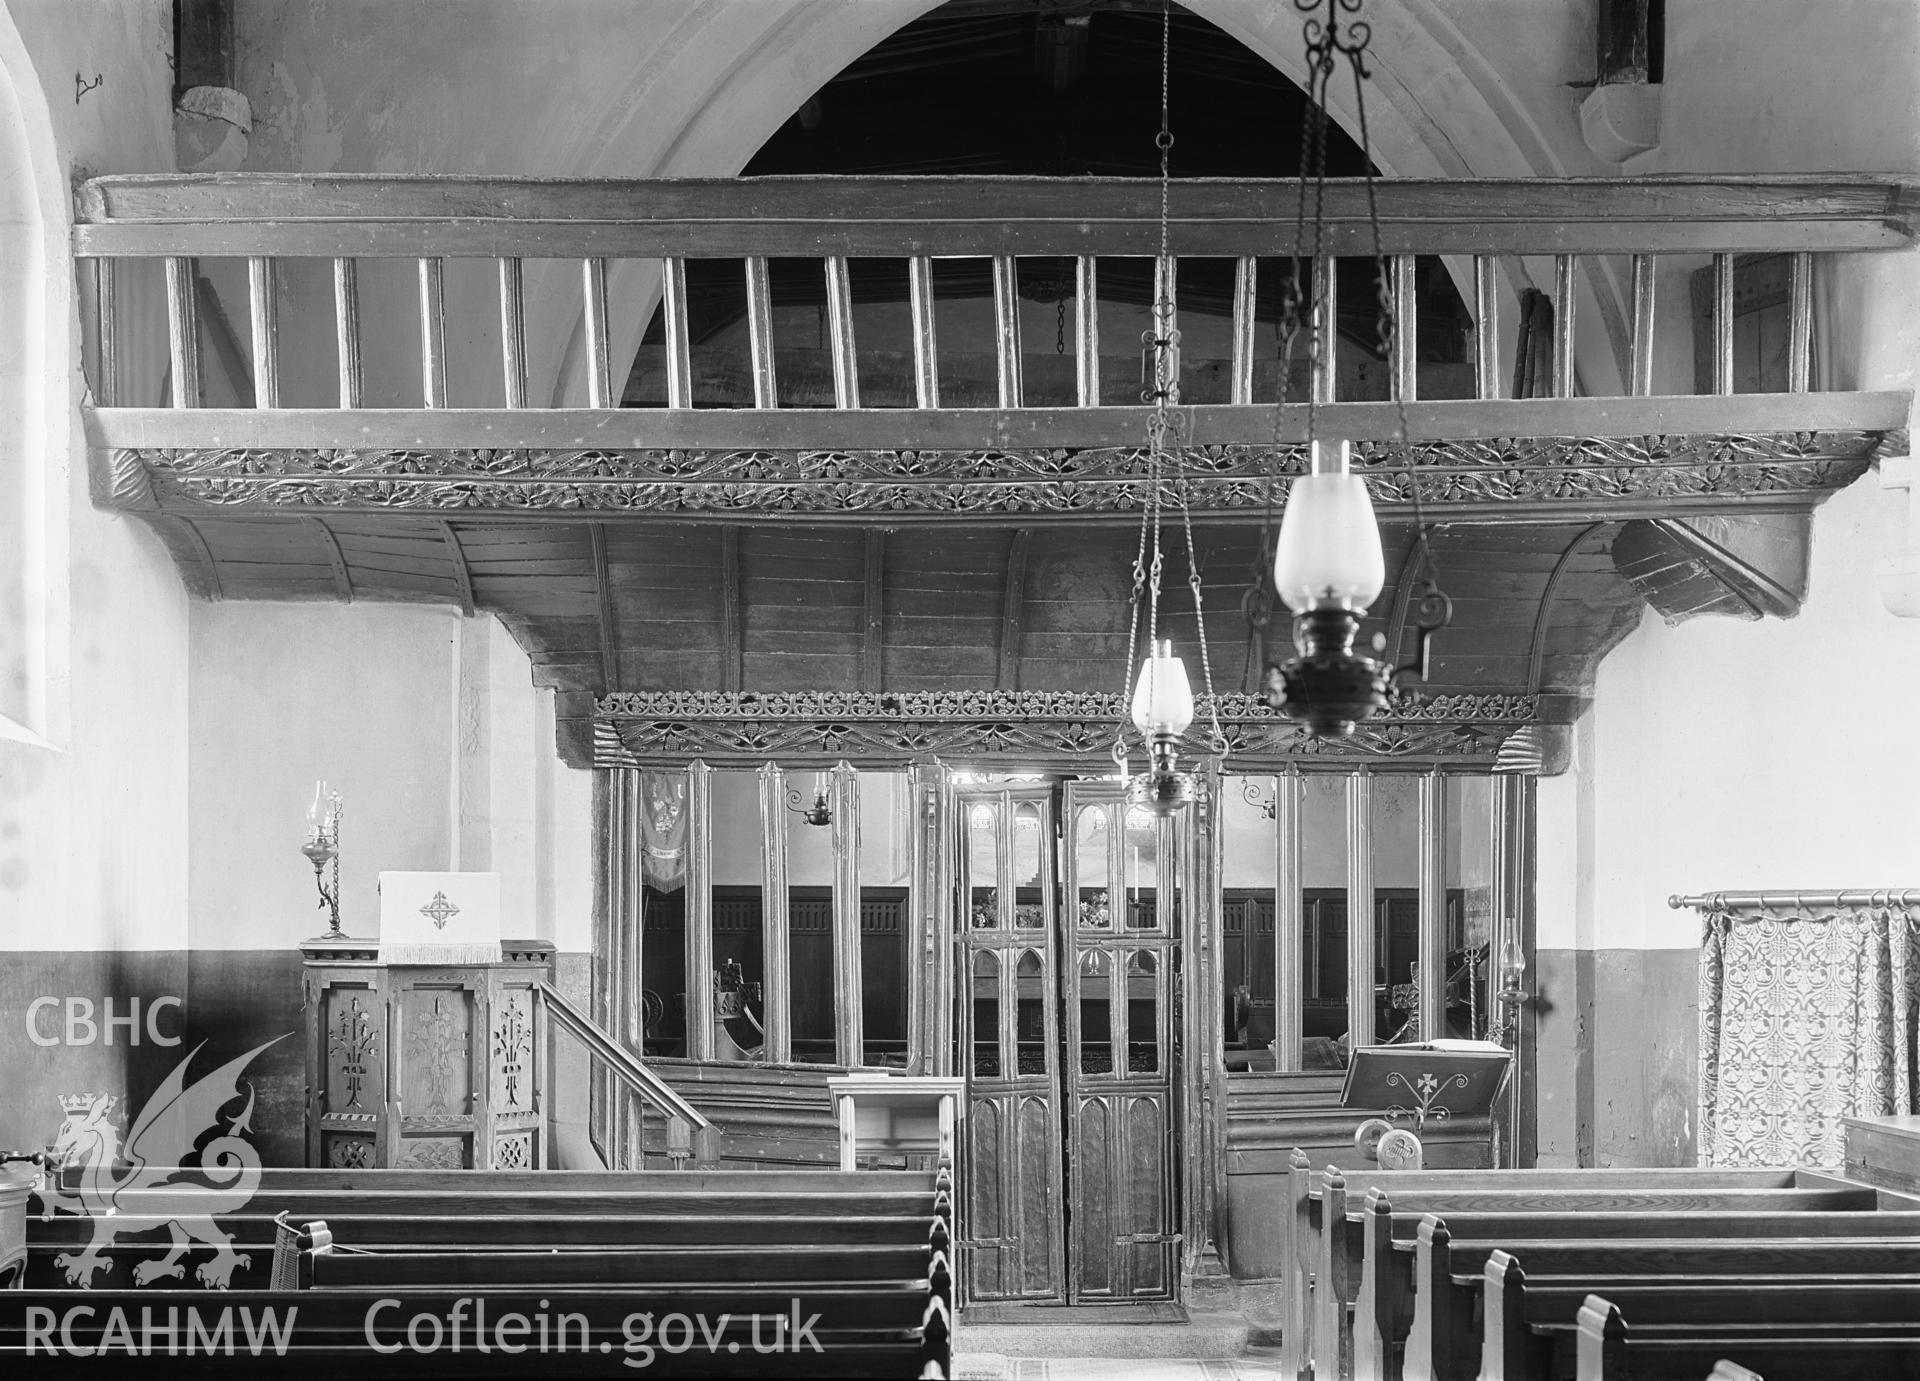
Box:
left=302, top=780, right=345, bottom=938
left=1240, top=778, right=1277, bottom=820
left=786, top=776, right=832, bottom=828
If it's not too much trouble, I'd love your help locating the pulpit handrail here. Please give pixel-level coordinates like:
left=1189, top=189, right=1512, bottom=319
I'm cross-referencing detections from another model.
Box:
left=537, top=981, right=712, bottom=1132
left=1670, top=890, right=1920, bottom=911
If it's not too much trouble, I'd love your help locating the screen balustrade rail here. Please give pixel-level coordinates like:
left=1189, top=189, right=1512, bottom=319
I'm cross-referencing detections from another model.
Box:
left=74, top=173, right=1916, bottom=523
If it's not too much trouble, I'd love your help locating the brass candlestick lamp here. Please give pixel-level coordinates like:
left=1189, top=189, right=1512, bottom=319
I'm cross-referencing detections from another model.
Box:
left=302, top=781, right=345, bottom=939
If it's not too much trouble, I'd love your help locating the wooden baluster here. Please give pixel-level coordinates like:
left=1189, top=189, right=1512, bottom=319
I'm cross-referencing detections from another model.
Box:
left=1628, top=253, right=1656, bottom=397
left=908, top=254, right=938, bottom=409
left=1311, top=256, right=1336, bottom=403
left=583, top=256, right=613, bottom=409
left=758, top=763, right=793, bottom=1065
left=1230, top=255, right=1257, bottom=405
left=94, top=258, right=117, bottom=408
left=1788, top=250, right=1813, bottom=393
left=1711, top=252, right=1735, bottom=395
left=418, top=257, right=447, bottom=407
left=1075, top=255, right=1100, bottom=407
left=1473, top=255, right=1500, bottom=401
left=247, top=256, right=280, bottom=409
left=333, top=258, right=362, bottom=409
left=1390, top=254, right=1417, bottom=403
left=1551, top=254, right=1577, bottom=398
left=661, top=256, right=693, bottom=410
left=825, top=255, right=860, bottom=409
left=992, top=254, right=1023, bottom=408
left=1153, top=253, right=1178, bottom=401
left=165, top=255, right=201, bottom=408
left=745, top=255, right=779, bottom=409
left=498, top=257, right=527, bottom=409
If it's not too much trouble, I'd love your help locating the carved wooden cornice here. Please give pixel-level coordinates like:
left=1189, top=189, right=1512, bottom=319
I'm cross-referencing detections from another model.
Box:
left=592, top=689, right=1551, bottom=770
left=102, top=430, right=1891, bottom=521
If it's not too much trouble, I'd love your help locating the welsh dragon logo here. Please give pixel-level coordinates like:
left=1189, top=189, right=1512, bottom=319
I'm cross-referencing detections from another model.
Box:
left=34, top=1036, right=285, bottom=1289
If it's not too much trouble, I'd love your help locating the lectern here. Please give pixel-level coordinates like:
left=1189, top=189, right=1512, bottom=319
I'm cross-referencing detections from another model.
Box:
left=301, top=936, right=555, bottom=1170
left=1340, top=1040, right=1511, bottom=1170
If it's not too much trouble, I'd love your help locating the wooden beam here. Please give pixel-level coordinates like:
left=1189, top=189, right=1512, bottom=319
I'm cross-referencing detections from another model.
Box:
left=861, top=529, right=886, bottom=692
left=437, top=519, right=475, bottom=616
left=997, top=529, right=1031, bottom=690
left=589, top=523, right=617, bottom=691
left=89, top=390, right=1913, bottom=452
left=308, top=516, right=353, bottom=602
left=75, top=175, right=1920, bottom=258
left=720, top=526, right=742, bottom=693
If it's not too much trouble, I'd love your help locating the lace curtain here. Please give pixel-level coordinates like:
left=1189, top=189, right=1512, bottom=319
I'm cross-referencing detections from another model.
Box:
left=1698, top=898, right=1920, bottom=1167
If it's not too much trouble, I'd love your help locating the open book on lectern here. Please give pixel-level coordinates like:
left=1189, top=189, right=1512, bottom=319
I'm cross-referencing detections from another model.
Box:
left=1339, top=1038, right=1511, bottom=1129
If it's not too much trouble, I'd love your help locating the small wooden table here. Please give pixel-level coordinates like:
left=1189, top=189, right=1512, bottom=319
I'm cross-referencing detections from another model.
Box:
left=826, top=1074, right=964, bottom=1172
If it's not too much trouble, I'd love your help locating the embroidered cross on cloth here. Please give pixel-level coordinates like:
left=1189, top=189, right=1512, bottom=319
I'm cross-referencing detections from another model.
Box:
left=377, top=872, right=502, bottom=965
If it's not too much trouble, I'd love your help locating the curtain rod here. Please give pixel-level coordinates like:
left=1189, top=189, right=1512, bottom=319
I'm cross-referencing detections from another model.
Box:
left=1669, top=890, right=1920, bottom=910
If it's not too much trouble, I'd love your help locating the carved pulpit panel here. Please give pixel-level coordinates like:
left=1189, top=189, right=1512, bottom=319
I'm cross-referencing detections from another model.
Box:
left=301, top=939, right=554, bottom=1170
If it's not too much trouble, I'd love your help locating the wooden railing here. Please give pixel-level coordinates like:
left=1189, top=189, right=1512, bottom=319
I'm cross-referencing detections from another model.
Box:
left=75, top=174, right=1915, bottom=439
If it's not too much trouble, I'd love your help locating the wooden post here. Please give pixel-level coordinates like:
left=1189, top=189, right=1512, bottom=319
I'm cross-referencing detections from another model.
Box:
left=1346, top=772, right=1375, bottom=1049
left=1272, top=769, right=1304, bottom=1071
left=992, top=254, right=1023, bottom=408
left=498, top=257, right=527, bottom=409
left=1788, top=250, right=1813, bottom=393
left=247, top=256, right=280, bottom=408
left=1473, top=256, right=1500, bottom=401
left=745, top=255, right=779, bottom=408
left=660, top=257, right=693, bottom=409
left=1311, top=256, right=1336, bottom=403
left=908, top=254, right=938, bottom=409
left=825, top=255, right=860, bottom=409
left=1711, top=251, right=1735, bottom=396
left=1418, top=771, right=1447, bottom=1040
left=93, top=258, right=118, bottom=407
left=1390, top=254, right=1417, bottom=403
left=582, top=257, right=613, bottom=409
left=830, top=760, right=864, bottom=1066
left=1230, top=255, right=1257, bottom=405
left=1075, top=255, right=1100, bottom=406
left=418, top=257, right=446, bottom=407
left=333, top=258, right=362, bottom=408
left=1551, top=254, right=1576, bottom=398
left=758, top=762, right=793, bottom=1064
left=1628, top=253, right=1656, bottom=396
left=684, top=760, right=715, bottom=1061
left=164, top=256, right=201, bottom=408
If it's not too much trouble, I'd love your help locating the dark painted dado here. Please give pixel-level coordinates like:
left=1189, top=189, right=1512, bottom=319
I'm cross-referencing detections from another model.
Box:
left=0, top=952, right=189, bottom=1156
left=1, top=948, right=595, bottom=1171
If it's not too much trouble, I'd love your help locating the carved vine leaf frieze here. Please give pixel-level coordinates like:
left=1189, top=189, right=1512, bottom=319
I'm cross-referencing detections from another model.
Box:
left=591, top=689, right=1533, bottom=767
left=111, top=434, right=1883, bottom=515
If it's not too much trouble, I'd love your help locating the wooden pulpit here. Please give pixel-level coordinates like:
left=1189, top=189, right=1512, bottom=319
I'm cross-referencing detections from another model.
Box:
left=301, top=937, right=555, bottom=1170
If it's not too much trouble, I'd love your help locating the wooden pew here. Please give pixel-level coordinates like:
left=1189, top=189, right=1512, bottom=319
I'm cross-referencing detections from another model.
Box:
left=1281, top=1155, right=1863, bottom=1381
left=1348, top=1191, right=1920, bottom=1380
left=1483, top=1250, right=1920, bottom=1381
left=1308, top=1170, right=1876, bottom=1381
left=1405, top=1217, right=1920, bottom=1381
left=15, top=1163, right=954, bottom=1378
left=1575, top=1293, right=1920, bottom=1381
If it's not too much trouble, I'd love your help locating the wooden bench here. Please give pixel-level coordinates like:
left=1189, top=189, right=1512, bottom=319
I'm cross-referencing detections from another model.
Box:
left=1281, top=1152, right=1867, bottom=1380
left=1482, top=1250, right=1920, bottom=1380
left=1405, top=1217, right=1920, bottom=1381
left=1292, top=1159, right=1878, bottom=1381
left=1574, top=1292, right=1920, bottom=1381
left=1347, top=1190, right=1920, bottom=1380
left=15, top=1163, right=955, bottom=1377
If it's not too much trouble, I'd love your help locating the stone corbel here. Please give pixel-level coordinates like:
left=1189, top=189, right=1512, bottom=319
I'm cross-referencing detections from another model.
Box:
left=1579, top=82, right=1661, bottom=164
left=1876, top=455, right=1920, bottom=617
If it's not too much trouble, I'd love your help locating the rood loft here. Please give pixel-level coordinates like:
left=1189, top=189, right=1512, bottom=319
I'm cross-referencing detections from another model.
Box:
left=67, top=0, right=1917, bottom=1307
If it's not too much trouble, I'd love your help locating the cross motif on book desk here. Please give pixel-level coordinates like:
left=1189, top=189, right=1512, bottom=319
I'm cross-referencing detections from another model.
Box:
left=419, top=891, right=461, bottom=930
